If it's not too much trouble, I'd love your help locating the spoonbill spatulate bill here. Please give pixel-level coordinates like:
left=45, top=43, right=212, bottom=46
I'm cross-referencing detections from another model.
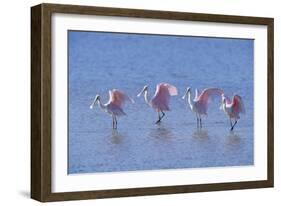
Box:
left=137, top=83, right=178, bottom=124
left=90, top=89, right=134, bottom=129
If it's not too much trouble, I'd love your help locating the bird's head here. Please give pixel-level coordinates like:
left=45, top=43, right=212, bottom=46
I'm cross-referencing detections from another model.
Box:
left=137, top=85, right=148, bottom=97
left=182, top=87, right=191, bottom=99
left=90, top=95, right=100, bottom=109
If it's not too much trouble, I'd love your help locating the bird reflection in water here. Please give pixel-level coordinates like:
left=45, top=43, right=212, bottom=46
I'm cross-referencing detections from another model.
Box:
left=109, top=130, right=126, bottom=144
left=192, top=129, right=209, bottom=140
left=226, top=131, right=241, bottom=146
left=149, top=125, right=174, bottom=140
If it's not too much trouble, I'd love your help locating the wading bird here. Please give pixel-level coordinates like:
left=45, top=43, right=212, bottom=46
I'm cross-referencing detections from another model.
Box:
left=90, top=89, right=134, bottom=129
left=137, top=83, right=178, bottom=124
left=182, top=87, right=223, bottom=128
left=221, top=94, right=245, bottom=131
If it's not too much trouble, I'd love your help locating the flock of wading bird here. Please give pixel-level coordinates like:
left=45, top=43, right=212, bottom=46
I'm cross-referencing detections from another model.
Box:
left=90, top=83, right=245, bottom=131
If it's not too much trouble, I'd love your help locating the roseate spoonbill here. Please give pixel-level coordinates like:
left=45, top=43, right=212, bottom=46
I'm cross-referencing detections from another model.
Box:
left=182, top=87, right=223, bottom=128
left=221, top=94, right=245, bottom=131
left=137, top=83, right=178, bottom=124
left=90, top=89, right=134, bottom=129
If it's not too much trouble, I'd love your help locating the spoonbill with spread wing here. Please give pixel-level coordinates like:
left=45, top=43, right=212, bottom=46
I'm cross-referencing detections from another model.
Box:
left=221, top=94, right=245, bottom=131
left=182, top=87, right=223, bottom=128
left=137, top=83, right=178, bottom=124
left=90, top=89, right=134, bottom=129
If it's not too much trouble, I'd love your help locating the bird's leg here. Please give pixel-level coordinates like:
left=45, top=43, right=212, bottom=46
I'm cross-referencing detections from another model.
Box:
left=161, top=111, right=165, bottom=120
left=230, top=120, right=237, bottom=131
left=115, top=116, right=118, bottom=129
left=197, top=114, right=202, bottom=129
left=196, top=114, right=199, bottom=129
left=155, top=112, right=161, bottom=124
left=229, top=118, right=233, bottom=129
left=112, top=116, right=117, bottom=129
left=155, top=111, right=165, bottom=124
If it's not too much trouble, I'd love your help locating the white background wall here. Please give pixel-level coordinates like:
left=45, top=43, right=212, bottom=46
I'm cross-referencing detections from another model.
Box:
left=0, top=0, right=279, bottom=205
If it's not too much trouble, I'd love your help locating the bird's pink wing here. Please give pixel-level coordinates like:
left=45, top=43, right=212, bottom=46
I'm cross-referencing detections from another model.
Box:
left=154, top=83, right=178, bottom=99
left=164, top=83, right=178, bottom=96
left=197, top=88, right=224, bottom=105
left=153, top=84, right=170, bottom=104
left=232, top=95, right=245, bottom=114
left=109, top=89, right=133, bottom=107
left=151, top=83, right=177, bottom=111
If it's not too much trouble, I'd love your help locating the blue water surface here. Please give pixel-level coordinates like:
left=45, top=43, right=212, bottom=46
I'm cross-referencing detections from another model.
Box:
left=68, top=31, right=254, bottom=174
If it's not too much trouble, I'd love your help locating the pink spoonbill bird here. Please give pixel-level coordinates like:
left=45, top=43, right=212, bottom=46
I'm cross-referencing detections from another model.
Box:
left=137, top=83, right=178, bottom=124
left=221, top=94, right=245, bottom=131
left=90, top=89, right=134, bottom=129
left=182, top=87, right=223, bottom=128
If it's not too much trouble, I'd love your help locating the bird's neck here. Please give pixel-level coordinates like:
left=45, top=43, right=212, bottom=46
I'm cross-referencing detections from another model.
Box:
left=144, top=90, right=150, bottom=105
left=222, top=101, right=227, bottom=111
left=97, top=99, right=106, bottom=110
left=188, top=92, right=194, bottom=107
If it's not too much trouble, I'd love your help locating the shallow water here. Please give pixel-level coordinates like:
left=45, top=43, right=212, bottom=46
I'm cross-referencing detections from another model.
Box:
left=68, top=31, right=254, bottom=174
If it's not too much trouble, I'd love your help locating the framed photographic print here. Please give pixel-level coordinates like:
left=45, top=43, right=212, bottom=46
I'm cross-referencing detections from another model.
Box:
left=31, top=3, right=274, bottom=202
